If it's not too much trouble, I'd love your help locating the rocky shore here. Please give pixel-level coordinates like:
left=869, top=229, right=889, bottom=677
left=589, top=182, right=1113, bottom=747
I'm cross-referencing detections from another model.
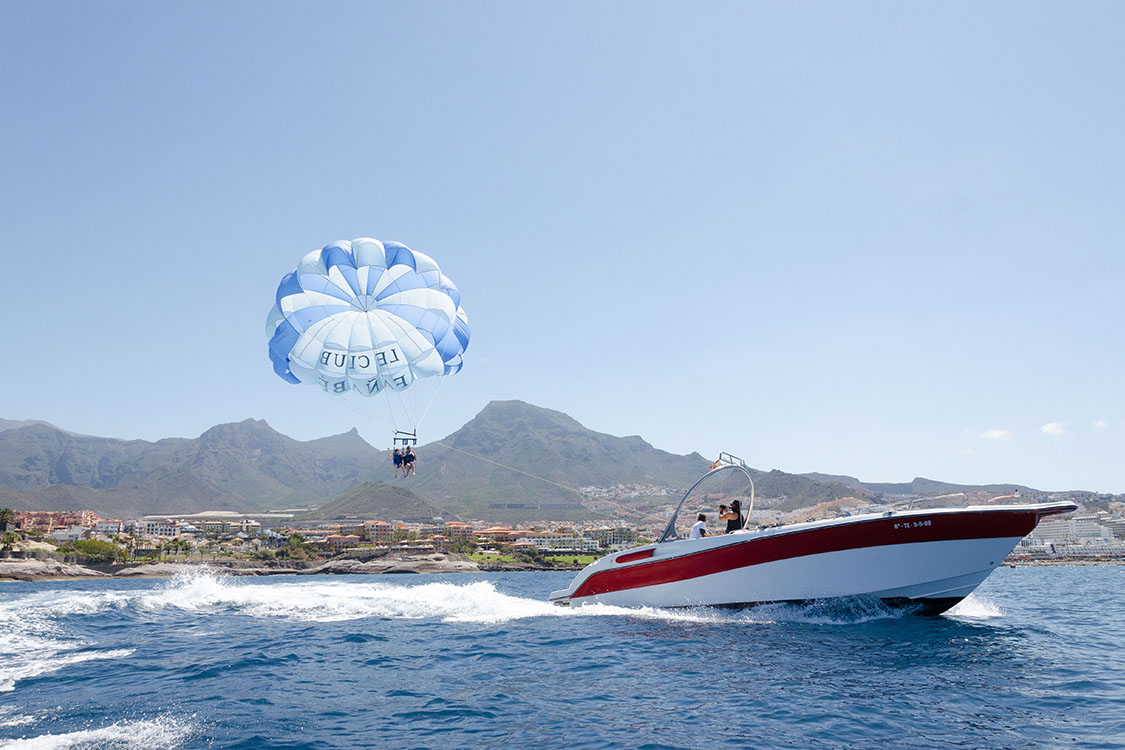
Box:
left=0, top=553, right=482, bottom=582
left=0, top=558, right=112, bottom=581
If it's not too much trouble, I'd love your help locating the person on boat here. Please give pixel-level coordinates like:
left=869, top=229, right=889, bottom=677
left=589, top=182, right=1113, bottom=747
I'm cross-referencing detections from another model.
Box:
left=403, top=445, right=416, bottom=477
left=390, top=448, right=404, bottom=478
left=724, top=499, right=745, bottom=533
left=690, top=513, right=715, bottom=539
left=719, top=503, right=741, bottom=533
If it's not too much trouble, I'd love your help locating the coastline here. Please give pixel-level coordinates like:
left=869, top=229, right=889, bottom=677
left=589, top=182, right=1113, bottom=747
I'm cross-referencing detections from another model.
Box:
left=3, top=555, right=1121, bottom=582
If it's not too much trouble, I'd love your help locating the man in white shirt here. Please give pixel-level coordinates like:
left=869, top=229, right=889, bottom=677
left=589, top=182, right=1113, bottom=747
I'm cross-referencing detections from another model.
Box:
left=689, top=513, right=715, bottom=539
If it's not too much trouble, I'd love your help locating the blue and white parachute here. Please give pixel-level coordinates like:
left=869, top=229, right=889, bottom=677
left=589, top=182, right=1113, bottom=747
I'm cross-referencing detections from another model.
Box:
left=266, top=239, right=469, bottom=420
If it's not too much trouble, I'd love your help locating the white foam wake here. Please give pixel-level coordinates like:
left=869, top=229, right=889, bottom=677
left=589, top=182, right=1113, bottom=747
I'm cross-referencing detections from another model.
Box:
left=946, top=593, right=1003, bottom=619
left=0, top=716, right=193, bottom=750
left=0, top=569, right=915, bottom=648
left=0, top=708, right=41, bottom=729
left=0, top=591, right=135, bottom=693
left=124, top=570, right=907, bottom=626
left=0, top=648, right=134, bottom=694
left=139, top=571, right=607, bottom=624
left=125, top=570, right=777, bottom=624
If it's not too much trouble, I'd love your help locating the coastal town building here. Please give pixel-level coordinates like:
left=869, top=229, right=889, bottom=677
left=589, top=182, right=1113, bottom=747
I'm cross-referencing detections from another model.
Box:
left=1099, top=518, right=1125, bottom=540
left=362, top=520, right=393, bottom=542
left=1030, top=516, right=1115, bottom=546
left=326, top=534, right=363, bottom=551
left=523, top=533, right=601, bottom=553
left=195, top=519, right=262, bottom=536
left=48, top=526, right=88, bottom=542
left=1014, top=539, right=1125, bottom=560
left=136, top=519, right=183, bottom=537
left=14, top=510, right=99, bottom=532
left=95, top=520, right=125, bottom=535
left=583, top=526, right=638, bottom=548
left=476, top=526, right=516, bottom=542
left=443, top=522, right=474, bottom=541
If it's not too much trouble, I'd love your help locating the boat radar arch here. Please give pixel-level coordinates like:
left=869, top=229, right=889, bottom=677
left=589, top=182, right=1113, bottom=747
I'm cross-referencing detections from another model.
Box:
left=658, top=453, right=755, bottom=543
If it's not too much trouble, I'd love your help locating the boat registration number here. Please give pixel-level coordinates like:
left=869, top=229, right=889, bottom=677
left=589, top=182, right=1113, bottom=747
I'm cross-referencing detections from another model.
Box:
left=893, top=520, right=932, bottom=530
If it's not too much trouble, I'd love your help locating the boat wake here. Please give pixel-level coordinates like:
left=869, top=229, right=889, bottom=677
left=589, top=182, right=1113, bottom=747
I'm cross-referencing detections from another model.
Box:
left=120, top=570, right=917, bottom=625
left=0, top=592, right=134, bottom=694
left=946, top=594, right=1003, bottom=619
left=3, top=570, right=921, bottom=632
left=0, top=647, right=134, bottom=695
left=732, top=596, right=915, bottom=625
left=0, top=715, right=193, bottom=750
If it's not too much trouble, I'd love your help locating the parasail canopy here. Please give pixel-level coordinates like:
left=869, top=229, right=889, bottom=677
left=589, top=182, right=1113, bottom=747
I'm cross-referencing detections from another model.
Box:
left=266, top=238, right=469, bottom=416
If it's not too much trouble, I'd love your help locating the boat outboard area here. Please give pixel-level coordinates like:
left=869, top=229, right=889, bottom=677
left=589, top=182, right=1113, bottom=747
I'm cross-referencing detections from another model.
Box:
left=549, top=455, right=1077, bottom=615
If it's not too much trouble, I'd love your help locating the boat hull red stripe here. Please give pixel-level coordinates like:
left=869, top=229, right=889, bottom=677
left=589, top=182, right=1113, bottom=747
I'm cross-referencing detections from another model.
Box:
left=571, top=509, right=1041, bottom=600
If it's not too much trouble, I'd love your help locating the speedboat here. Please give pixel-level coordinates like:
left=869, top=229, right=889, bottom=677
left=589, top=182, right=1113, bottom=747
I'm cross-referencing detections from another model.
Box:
left=550, top=455, right=1077, bottom=615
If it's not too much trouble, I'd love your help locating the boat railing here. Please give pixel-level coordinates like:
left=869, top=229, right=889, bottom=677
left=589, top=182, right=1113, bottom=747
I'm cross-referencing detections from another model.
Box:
left=658, top=454, right=755, bottom=543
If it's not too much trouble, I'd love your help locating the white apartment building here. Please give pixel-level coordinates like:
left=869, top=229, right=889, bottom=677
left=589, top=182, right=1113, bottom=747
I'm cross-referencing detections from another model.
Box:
left=525, top=535, right=601, bottom=552
left=96, top=520, right=125, bottom=535
left=48, top=526, right=88, bottom=542
left=583, top=526, right=638, bottom=548
left=136, top=519, right=182, bottom=537
left=1029, top=516, right=1113, bottom=545
left=196, top=519, right=261, bottom=536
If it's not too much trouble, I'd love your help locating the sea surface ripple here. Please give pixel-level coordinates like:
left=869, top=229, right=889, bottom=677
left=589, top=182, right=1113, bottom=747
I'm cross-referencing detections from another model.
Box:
left=1, top=566, right=1123, bottom=749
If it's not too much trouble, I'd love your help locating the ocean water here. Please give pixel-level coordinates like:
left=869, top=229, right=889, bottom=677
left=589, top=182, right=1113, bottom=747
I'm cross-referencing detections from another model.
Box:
left=1, top=566, right=1123, bottom=749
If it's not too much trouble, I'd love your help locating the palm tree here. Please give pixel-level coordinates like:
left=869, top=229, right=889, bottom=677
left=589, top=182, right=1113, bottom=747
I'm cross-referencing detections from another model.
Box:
left=0, top=508, right=14, bottom=532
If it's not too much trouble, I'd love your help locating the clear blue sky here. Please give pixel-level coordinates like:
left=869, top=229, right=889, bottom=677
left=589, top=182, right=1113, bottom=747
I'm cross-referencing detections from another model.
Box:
left=2, top=2, right=1122, bottom=492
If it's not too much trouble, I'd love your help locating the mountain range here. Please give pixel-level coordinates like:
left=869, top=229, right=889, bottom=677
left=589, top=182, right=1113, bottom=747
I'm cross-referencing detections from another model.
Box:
left=0, top=400, right=1092, bottom=523
left=0, top=418, right=384, bottom=519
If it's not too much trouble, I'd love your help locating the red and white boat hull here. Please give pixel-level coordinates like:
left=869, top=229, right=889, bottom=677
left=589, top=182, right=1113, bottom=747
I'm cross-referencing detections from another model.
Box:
left=549, top=503, right=1076, bottom=615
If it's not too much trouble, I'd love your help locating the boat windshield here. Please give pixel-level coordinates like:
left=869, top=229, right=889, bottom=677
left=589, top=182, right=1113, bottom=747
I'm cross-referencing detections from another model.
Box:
left=659, top=463, right=755, bottom=542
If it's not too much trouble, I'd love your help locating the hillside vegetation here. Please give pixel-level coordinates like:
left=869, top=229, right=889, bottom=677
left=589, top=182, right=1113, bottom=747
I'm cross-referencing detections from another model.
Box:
left=0, top=400, right=1066, bottom=523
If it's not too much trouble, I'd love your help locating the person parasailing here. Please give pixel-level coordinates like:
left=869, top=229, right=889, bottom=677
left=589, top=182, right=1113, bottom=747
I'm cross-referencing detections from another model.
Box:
left=265, top=237, right=470, bottom=476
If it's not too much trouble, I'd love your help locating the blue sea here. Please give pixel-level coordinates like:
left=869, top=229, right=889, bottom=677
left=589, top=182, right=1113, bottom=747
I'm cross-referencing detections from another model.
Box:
left=1, top=566, right=1123, bottom=749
